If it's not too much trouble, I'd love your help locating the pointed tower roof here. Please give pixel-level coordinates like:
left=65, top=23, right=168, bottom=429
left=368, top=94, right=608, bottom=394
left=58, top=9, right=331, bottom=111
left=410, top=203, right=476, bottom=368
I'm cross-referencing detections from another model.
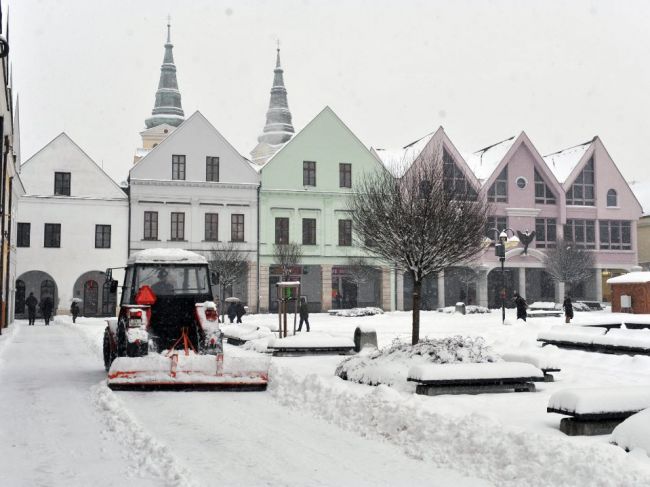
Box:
left=250, top=43, right=295, bottom=164
left=145, top=19, right=185, bottom=129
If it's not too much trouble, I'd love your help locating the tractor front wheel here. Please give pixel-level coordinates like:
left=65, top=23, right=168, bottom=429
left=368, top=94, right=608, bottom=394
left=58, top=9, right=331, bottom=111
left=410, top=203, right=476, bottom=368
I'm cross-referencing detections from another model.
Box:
left=103, top=328, right=116, bottom=372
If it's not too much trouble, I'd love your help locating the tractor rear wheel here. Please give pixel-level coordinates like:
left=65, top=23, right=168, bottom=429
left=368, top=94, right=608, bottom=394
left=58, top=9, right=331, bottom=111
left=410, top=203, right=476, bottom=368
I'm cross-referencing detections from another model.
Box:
left=103, top=328, right=116, bottom=372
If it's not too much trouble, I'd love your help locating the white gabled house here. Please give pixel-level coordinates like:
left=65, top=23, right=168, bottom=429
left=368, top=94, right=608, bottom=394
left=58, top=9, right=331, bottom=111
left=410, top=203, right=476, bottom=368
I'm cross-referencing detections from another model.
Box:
left=15, top=133, right=129, bottom=317
left=128, top=111, right=260, bottom=311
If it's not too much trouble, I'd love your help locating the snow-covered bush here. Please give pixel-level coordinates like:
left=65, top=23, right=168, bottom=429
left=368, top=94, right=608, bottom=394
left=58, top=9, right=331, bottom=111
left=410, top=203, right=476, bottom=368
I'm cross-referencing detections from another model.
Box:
left=572, top=301, right=592, bottom=312
left=437, top=305, right=490, bottom=314
left=335, top=336, right=500, bottom=389
left=612, top=408, right=650, bottom=456
left=329, top=307, right=384, bottom=317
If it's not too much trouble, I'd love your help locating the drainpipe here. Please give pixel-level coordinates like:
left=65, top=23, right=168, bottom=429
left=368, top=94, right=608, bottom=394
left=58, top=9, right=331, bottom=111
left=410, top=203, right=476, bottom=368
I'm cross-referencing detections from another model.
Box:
left=3, top=176, right=13, bottom=329
left=256, top=183, right=261, bottom=313
left=126, top=176, right=131, bottom=257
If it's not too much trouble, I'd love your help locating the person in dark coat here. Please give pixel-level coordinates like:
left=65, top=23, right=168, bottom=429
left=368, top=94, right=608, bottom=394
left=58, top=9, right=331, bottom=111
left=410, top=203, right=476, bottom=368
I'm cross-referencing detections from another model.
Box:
left=227, top=302, right=237, bottom=324
left=70, top=301, right=80, bottom=323
left=40, top=296, right=54, bottom=326
left=297, top=297, right=310, bottom=332
left=563, top=296, right=574, bottom=324
left=235, top=302, right=246, bottom=324
left=513, top=292, right=527, bottom=322
left=25, top=292, right=38, bottom=326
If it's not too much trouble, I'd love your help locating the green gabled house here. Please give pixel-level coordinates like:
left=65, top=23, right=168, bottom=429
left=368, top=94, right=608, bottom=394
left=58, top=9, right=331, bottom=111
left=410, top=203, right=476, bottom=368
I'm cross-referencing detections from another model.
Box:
left=258, top=106, right=393, bottom=312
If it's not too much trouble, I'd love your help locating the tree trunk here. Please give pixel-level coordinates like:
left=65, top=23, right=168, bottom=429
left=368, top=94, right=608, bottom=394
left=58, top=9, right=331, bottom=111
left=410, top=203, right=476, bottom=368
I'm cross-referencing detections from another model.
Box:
left=412, top=278, right=421, bottom=345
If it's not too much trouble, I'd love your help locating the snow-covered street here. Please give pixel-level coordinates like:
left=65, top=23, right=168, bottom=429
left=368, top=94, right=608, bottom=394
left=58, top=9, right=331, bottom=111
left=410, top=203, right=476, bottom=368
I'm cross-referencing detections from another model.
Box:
left=2, top=310, right=650, bottom=486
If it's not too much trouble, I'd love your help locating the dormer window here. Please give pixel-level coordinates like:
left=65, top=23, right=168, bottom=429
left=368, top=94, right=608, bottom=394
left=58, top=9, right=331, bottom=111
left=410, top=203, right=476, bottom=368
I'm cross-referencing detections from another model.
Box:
left=54, top=172, right=71, bottom=196
left=607, top=189, right=617, bottom=207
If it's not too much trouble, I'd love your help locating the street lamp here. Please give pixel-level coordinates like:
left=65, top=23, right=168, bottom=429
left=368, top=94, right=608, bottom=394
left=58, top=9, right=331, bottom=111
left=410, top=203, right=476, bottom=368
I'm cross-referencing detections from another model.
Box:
left=489, top=227, right=520, bottom=324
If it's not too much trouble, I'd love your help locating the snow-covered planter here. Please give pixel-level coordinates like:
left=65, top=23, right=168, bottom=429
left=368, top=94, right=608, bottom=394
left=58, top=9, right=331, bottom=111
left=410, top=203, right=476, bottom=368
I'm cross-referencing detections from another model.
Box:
left=335, top=336, right=500, bottom=390
left=328, top=307, right=384, bottom=317
left=612, top=408, right=650, bottom=456
left=437, top=305, right=490, bottom=314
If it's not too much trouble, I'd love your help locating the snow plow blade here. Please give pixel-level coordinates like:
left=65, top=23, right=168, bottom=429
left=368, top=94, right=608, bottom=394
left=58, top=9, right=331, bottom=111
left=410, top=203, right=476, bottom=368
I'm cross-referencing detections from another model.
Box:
left=107, top=353, right=269, bottom=392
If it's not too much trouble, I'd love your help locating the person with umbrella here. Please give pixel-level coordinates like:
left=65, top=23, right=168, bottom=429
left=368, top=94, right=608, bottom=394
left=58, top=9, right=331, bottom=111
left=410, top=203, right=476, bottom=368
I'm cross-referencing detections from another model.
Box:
left=70, top=299, right=81, bottom=323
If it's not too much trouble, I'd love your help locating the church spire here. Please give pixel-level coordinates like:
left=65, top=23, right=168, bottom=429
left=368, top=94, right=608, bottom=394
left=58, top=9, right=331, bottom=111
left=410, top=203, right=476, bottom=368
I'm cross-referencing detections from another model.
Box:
left=250, top=43, right=295, bottom=164
left=145, top=19, right=185, bottom=129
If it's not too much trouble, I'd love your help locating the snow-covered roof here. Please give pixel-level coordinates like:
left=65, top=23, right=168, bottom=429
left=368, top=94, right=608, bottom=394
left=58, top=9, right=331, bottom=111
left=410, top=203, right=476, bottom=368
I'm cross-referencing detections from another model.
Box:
left=465, top=136, right=516, bottom=184
left=543, top=140, right=592, bottom=184
left=607, top=272, right=650, bottom=284
left=629, top=179, right=650, bottom=216
left=127, top=248, right=207, bottom=265
left=373, top=132, right=435, bottom=177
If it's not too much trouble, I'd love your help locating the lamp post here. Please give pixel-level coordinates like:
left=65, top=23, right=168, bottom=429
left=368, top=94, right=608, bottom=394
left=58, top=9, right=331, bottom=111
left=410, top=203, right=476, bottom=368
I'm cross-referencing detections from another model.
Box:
left=489, top=227, right=519, bottom=324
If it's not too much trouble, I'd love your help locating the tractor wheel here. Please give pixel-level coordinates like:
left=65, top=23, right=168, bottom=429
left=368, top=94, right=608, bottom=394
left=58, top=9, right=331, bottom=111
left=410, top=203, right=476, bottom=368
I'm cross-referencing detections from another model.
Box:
left=116, top=320, right=127, bottom=357
left=103, top=328, right=116, bottom=372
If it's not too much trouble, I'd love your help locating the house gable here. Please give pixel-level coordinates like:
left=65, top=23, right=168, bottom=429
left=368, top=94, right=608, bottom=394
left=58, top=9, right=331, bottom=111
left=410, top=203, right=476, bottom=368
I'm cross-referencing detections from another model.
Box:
left=20, top=133, right=126, bottom=199
left=130, top=111, right=258, bottom=184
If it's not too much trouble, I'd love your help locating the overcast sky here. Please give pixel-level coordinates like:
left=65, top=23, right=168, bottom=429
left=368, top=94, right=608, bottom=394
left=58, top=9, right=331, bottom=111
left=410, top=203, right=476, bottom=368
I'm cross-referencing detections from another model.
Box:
left=10, top=0, right=650, bottom=184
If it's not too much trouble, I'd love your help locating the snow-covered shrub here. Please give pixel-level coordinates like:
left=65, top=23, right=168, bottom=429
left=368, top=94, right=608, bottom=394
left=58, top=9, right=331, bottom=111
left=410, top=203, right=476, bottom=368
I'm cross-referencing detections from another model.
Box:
left=329, top=307, right=384, bottom=317
left=437, top=305, right=490, bottom=314
left=572, top=301, right=592, bottom=312
left=335, top=336, right=500, bottom=389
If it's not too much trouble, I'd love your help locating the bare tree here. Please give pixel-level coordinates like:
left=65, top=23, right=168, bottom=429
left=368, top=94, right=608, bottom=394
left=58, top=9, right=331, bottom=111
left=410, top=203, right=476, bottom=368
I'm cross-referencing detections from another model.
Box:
left=349, top=142, right=490, bottom=344
left=345, top=257, right=378, bottom=288
left=544, top=239, right=594, bottom=295
left=273, top=242, right=303, bottom=280
left=208, top=242, right=248, bottom=318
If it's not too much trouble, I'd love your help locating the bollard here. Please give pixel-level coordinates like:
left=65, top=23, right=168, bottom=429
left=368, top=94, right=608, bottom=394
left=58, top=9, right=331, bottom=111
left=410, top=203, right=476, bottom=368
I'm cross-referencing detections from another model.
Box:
left=455, top=302, right=466, bottom=315
left=354, top=326, right=378, bottom=352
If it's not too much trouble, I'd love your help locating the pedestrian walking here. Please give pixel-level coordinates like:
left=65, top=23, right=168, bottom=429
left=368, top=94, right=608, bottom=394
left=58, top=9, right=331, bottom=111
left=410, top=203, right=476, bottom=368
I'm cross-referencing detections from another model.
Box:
left=40, top=296, right=54, bottom=326
left=513, top=291, right=527, bottom=322
left=563, top=295, right=574, bottom=324
left=25, top=292, right=38, bottom=326
left=235, top=302, right=246, bottom=324
left=297, top=297, right=310, bottom=332
left=70, top=301, right=80, bottom=323
left=227, top=302, right=237, bottom=324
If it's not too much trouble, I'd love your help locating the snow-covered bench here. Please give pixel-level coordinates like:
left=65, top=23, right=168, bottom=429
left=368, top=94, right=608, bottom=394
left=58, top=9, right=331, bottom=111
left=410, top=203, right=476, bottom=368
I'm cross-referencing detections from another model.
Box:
left=538, top=326, right=650, bottom=355
left=527, top=310, right=563, bottom=318
left=268, top=333, right=356, bottom=357
left=500, top=351, right=561, bottom=382
left=547, top=387, right=650, bottom=436
left=221, top=324, right=272, bottom=346
left=407, top=362, right=544, bottom=396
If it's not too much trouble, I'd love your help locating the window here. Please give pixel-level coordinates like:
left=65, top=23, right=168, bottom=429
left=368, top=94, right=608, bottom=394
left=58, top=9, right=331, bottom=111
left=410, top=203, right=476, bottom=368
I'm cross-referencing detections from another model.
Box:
left=535, top=218, right=557, bottom=248
left=534, top=169, right=556, bottom=204
left=95, top=225, right=111, bottom=248
left=566, top=158, right=595, bottom=205
left=302, top=218, right=316, bottom=245
left=487, top=167, right=508, bottom=202
left=338, top=219, right=352, bottom=246
left=607, top=189, right=618, bottom=207
left=172, top=155, right=186, bottom=180
left=170, top=212, right=185, bottom=241
left=144, top=211, right=158, bottom=240
left=231, top=214, right=244, bottom=242
left=44, top=223, right=61, bottom=248
left=17, top=223, right=30, bottom=247
left=54, top=172, right=71, bottom=196
left=443, top=149, right=477, bottom=199
left=599, top=220, right=631, bottom=250
left=564, top=219, right=596, bottom=249
left=339, top=163, right=352, bottom=188
left=485, top=216, right=507, bottom=244
left=516, top=177, right=527, bottom=189
left=303, top=161, right=316, bottom=186
left=205, top=213, right=219, bottom=241
left=206, top=156, right=219, bottom=182
left=275, top=217, right=289, bottom=244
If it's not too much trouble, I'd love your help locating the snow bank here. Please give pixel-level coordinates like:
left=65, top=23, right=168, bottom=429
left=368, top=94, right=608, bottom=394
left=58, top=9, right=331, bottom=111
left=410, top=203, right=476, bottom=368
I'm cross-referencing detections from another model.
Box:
left=269, top=332, right=354, bottom=349
left=336, top=336, right=499, bottom=389
left=269, top=365, right=650, bottom=487
left=408, top=362, right=543, bottom=381
left=221, top=323, right=272, bottom=342
left=328, top=307, right=384, bottom=317
left=612, top=409, right=650, bottom=456
left=548, top=387, right=650, bottom=414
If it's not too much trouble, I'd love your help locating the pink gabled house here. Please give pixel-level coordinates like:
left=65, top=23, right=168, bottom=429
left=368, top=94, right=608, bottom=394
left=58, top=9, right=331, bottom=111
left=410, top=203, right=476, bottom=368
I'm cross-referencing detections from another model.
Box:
left=373, top=130, right=643, bottom=310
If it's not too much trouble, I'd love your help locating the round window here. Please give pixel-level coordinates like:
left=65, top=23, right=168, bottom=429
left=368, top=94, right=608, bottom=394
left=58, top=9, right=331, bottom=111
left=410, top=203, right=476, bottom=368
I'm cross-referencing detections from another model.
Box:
left=516, top=177, right=527, bottom=189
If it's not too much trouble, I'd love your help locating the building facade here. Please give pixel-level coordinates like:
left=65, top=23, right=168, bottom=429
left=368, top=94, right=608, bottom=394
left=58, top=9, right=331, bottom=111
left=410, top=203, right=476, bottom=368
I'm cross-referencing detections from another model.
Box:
left=375, top=130, right=643, bottom=309
left=258, top=106, right=392, bottom=313
left=15, top=133, right=128, bottom=317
